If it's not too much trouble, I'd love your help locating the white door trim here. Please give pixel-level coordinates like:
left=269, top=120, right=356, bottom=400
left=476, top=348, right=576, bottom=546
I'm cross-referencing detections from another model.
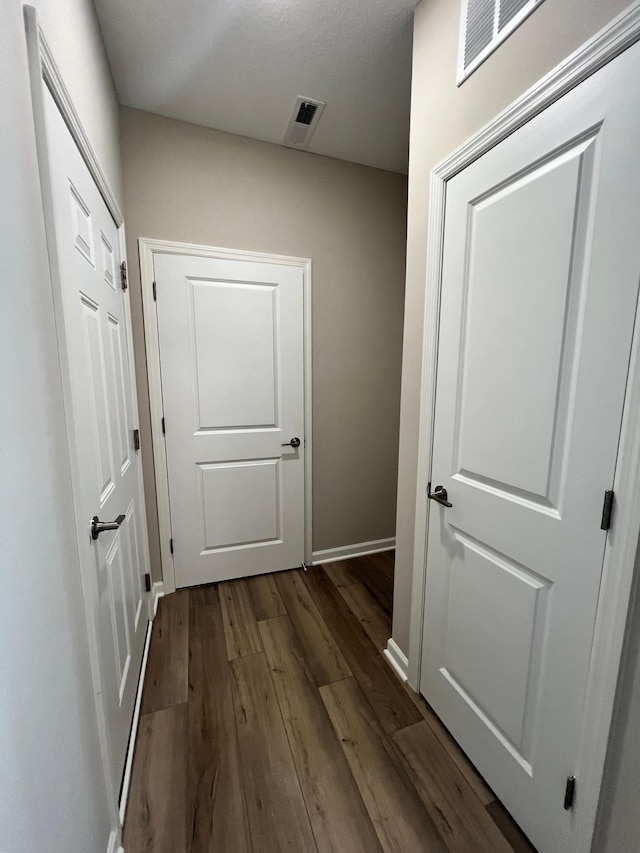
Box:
left=399, top=3, right=640, bottom=850
left=139, top=237, right=313, bottom=594
left=26, top=7, right=123, bottom=227
left=24, top=7, right=153, bottom=845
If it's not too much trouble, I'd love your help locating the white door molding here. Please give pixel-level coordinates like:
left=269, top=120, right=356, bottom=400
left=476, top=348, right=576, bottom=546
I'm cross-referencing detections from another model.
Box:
left=400, top=3, right=640, bottom=850
left=139, top=238, right=313, bottom=594
left=25, top=7, right=123, bottom=228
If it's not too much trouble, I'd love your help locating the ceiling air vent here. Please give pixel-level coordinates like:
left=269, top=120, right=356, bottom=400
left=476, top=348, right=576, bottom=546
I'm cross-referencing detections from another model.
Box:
left=296, top=102, right=318, bottom=125
left=283, top=96, right=326, bottom=149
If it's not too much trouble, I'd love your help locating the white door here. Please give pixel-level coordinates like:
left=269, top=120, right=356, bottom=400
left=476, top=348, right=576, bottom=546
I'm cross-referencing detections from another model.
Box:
left=43, top=87, right=150, bottom=801
left=154, top=253, right=306, bottom=587
left=420, top=44, right=640, bottom=853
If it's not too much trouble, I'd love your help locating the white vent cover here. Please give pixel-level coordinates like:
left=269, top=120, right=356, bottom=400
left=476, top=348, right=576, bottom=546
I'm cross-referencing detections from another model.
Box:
left=283, top=96, right=326, bottom=149
left=459, top=0, right=543, bottom=83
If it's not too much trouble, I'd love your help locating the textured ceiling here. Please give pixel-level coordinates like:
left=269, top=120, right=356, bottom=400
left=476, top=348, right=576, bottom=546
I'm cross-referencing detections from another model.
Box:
left=93, top=0, right=417, bottom=173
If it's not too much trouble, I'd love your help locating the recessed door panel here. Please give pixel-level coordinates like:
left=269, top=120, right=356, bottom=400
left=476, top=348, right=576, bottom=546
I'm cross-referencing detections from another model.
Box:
left=442, top=532, right=550, bottom=764
left=192, top=280, right=277, bottom=429
left=455, top=137, right=596, bottom=510
left=69, top=182, right=94, bottom=264
left=104, top=531, right=131, bottom=701
left=107, top=313, right=131, bottom=474
left=80, top=295, right=113, bottom=504
left=199, top=458, right=280, bottom=550
left=126, top=504, right=144, bottom=630
left=101, top=232, right=116, bottom=290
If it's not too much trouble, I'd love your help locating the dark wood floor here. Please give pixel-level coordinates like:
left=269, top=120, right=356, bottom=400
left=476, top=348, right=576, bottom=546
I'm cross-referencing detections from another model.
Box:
left=124, top=552, right=536, bottom=853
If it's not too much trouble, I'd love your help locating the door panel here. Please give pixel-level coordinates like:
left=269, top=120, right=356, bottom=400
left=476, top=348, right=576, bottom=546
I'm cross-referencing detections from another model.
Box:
left=104, top=531, right=130, bottom=697
left=81, top=294, right=114, bottom=502
left=420, top=44, right=640, bottom=852
left=107, top=313, right=132, bottom=474
left=155, top=254, right=305, bottom=587
left=125, top=504, right=145, bottom=630
left=192, top=280, right=278, bottom=427
left=455, top=136, right=595, bottom=508
left=101, top=232, right=117, bottom=290
left=200, top=459, right=281, bottom=549
left=442, top=532, right=550, bottom=766
left=43, top=85, right=149, bottom=802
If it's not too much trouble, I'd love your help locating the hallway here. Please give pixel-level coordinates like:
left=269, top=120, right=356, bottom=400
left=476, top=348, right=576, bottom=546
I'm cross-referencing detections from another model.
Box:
left=123, top=554, right=534, bottom=852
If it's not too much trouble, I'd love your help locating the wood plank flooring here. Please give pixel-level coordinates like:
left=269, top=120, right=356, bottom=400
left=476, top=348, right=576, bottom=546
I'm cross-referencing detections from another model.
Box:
left=140, top=588, right=189, bottom=715
left=124, top=553, right=536, bottom=852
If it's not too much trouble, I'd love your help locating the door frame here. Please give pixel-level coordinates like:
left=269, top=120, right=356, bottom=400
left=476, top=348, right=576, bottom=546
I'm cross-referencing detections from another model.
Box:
left=139, top=237, right=313, bottom=595
left=400, top=3, right=640, bottom=850
left=24, top=8, right=153, bottom=847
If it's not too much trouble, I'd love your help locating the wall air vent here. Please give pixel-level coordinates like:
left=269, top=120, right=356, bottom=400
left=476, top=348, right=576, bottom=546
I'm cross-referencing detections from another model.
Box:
left=283, top=96, right=326, bottom=149
left=458, top=0, right=544, bottom=83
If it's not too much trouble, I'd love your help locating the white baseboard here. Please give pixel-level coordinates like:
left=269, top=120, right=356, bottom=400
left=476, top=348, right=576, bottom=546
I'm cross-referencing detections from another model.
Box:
left=383, top=638, right=409, bottom=683
left=118, top=618, right=153, bottom=824
left=106, top=830, right=119, bottom=853
left=152, top=580, right=164, bottom=616
left=311, top=537, right=395, bottom=565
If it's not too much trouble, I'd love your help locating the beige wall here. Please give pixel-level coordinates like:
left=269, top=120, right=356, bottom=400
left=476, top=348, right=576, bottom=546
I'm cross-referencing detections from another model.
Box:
left=393, top=0, right=631, bottom=657
left=120, top=108, right=407, bottom=579
left=2, top=1, right=122, bottom=849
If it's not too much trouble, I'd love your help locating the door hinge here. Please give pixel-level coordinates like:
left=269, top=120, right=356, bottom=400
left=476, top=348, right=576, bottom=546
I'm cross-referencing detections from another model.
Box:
left=564, top=775, right=576, bottom=810
left=144, top=573, right=151, bottom=593
left=601, top=490, right=615, bottom=530
left=161, top=416, right=165, bottom=435
left=152, top=280, right=157, bottom=301
left=120, top=260, right=127, bottom=291
left=170, top=538, right=174, bottom=554
left=133, top=428, right=140, bottom=451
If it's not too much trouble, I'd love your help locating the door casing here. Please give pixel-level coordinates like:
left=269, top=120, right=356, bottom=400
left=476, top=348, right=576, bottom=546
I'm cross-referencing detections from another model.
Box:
left=399, top=3, right=640, bottom=851
left=139, top=238, right=313, bottom=595
left=25, top=6, right=154, bottom=848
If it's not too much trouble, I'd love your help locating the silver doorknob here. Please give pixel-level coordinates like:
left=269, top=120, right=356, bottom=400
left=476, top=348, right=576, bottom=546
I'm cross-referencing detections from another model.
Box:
left=282, top=437, right=301, bottom=448
left=91, top=514, right=126, bottom=540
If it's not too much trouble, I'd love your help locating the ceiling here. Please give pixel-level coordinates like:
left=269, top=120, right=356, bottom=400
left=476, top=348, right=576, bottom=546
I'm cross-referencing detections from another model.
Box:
left=92, top=0, right=417, bottom=174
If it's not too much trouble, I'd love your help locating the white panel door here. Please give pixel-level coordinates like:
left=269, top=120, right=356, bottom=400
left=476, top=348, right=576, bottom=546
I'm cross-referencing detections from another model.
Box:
left=43, top=87, right=149, bottom=800
left=420, top=44, right=640, bottom=853
left=154, top=253, right=305, bottom=587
